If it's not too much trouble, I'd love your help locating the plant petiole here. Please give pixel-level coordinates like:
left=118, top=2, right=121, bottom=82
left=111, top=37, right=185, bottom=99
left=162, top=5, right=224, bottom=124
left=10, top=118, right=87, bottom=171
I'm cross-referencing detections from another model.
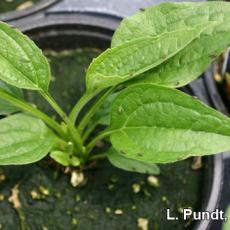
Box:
left=78, top=87, right=114, bottom=134
left=86, top=129, right=112, bottom=153
left=89, top=153, right=107, bottom=161
left=69, top=90, right=99, bottom=125
left=40, top=91, right=84, bottom=153
left=0, top=89, right=66, bottom=138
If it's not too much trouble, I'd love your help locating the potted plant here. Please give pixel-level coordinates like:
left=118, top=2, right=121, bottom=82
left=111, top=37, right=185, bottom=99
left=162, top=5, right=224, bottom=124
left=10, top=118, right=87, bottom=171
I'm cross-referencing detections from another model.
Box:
left=0, top=2, right=230, bottom=229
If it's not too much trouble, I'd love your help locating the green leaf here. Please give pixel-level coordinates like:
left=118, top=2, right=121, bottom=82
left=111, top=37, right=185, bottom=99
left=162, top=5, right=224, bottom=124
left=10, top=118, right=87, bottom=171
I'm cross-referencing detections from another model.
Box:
left=107, top=147, right=160, bottom=174
left=223, top=206, right=230, bottom=230
left=50, top=151, right=80, bottom=167
left=0, top=113, right=56, bottom=165
left=50, top=151, right=70, bottom=166
left=112, top=2, right=230, bottom=46
left=86, top=24, right=210, bottom=92
left=109, top=84, right=230, bottom=164
left=0, top=80, right=23, bottom=115
left=0, top=22, right=50, bottom=92
left=112, top=2, right=230, bottom=88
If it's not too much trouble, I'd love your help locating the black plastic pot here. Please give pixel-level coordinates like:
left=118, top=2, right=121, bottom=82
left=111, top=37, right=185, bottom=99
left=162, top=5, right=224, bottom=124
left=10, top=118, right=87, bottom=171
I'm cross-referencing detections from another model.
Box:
left=185, top=78, right=225, bottom=230
left=6, top=14, right=224, bottom=230
left=204, top=67, right=229, bottom=116
left=0, top=0, right=60, bottom=22
left=203, top=67, right=230, bottom=230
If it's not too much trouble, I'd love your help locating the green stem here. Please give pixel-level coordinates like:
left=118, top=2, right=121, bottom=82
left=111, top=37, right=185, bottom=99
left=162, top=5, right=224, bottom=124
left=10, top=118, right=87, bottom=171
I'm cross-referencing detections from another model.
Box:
left=89, top=153, right=107, bottom=161
left=69, top=91, right=99, bottom=125
left=82, top=121, right=98, bottom=142
left=0, top=90, right=65, bottom=138
left=78, top=87, right=114, bottom=133
left=16, top=208, right=28, bottom=230
left=40, top=91, right=84, bottom=152
left=86, top=129, right=112, bottom=152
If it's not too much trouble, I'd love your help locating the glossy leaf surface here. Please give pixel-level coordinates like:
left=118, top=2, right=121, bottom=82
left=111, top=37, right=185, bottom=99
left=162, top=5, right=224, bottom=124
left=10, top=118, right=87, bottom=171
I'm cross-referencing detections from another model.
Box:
left=109, top=84, right=230, bottom=163
left=0, top=22, right=50, bottom=92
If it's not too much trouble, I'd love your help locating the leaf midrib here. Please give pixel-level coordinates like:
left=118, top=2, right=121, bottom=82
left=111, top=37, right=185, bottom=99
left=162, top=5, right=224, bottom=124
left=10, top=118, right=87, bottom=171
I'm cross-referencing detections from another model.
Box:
left=0, top=29, right=42, bottom=89
left=110, top=104, right=230, bottom=139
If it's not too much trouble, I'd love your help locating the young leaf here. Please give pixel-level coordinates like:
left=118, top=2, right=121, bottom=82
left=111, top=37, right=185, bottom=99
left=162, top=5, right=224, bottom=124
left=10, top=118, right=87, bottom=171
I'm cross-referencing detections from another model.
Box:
left=86, top=24, right=210, bottom=92
left=0, top=80, right=23, bottom=115
left=112, top=2, right=230, bottom=88
left=50, top=151, right=80, bottom=167
left=107, top=148, right=160, bottom=175
left=0, top=113, right=56, bottom=165
left=109, top=84, right=230, bottom=164
left=0, top=22, right=50, bottom=92
left=50, top=151, right=70, bottom=166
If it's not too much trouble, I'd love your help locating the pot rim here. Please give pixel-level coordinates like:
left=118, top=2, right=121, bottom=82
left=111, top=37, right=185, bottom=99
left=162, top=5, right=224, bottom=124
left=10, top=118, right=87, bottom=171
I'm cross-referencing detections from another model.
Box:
left=16, top=14, right=224, bottom=230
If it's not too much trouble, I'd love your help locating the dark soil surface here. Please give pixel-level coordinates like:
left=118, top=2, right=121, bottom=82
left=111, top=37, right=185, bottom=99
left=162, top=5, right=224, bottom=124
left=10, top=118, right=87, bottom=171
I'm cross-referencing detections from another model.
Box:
left=0, top=159, right=204, bottom=230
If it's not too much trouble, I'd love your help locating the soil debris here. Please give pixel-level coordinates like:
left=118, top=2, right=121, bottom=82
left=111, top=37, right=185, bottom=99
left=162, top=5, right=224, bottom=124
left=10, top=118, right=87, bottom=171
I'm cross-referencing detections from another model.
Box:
left=39, top=186, right=50, bottom=196
left=147, top=176, right=160, bottom=188
left=137, top=218, right=149, bottom=230
left=42, top=226, right=48, bottom=230
left=72, top=217, right=78, bottom=226
left=0, top=175, right=5, bottom=183
left=30, top=190, right=41, bottom=200
left=0, top=194, right=4, bottom=201
left=131, top=205, right=137, bottom=211
left=16, top=1, right=33, bottom=10
left=71, top=171, right=86, bottom=187
left=8, top=184, right=21, bottom=209
left=132, top=183, right=141, bottom=194
left=105, top=207, right=112, bottom=213
left=114, top=209, right=123, bottom=215
left=191, top=157, right=203, bottom=170
left=75, top=194, right=81, bottom=202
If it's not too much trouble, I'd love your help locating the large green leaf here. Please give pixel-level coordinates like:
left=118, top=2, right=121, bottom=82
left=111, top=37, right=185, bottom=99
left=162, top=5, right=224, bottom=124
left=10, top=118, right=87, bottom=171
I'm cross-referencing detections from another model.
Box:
left=107, top=148, right=160, bottom=174
left=112, top=2, right=230, bottom=88
left=86, top=24, right=210, bottom=92
left=112, top=2, right=230, bottom=46
left=0, top=113, right=56, bottom=165
left=0, top=80, right=23, bottom=115
left=109, top=84, right=230, bottom=164
left=0, top=22, right=50, bottom=92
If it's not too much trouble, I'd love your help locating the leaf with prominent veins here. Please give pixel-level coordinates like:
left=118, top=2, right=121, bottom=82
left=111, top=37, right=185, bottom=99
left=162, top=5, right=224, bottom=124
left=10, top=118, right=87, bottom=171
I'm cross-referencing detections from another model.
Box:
left=109, top=84, right=230, bottom=163
left=0, top=22, right=50, bottom=92
left=112, top=2, right=230, bottom=88
left=86, top=24, right=210, bottom=92
left=112, top=2, right=230, bottom=47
